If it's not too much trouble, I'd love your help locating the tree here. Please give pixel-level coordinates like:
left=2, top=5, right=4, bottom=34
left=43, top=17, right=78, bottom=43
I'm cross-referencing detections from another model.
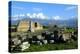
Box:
left=53, top=25, right=59, bottom=43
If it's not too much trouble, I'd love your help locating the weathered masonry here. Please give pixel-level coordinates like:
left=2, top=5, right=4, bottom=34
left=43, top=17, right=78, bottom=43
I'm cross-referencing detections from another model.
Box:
left=17, top=20, right=43, bottom=32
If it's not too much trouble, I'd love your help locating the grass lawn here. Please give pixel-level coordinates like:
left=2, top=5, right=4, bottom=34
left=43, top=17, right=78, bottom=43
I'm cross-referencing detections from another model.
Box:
left=64, top=29, right=75, bottom=33
left=24, top=40, right=78, bottom=52
left=11, top=40, right=78, bottom=53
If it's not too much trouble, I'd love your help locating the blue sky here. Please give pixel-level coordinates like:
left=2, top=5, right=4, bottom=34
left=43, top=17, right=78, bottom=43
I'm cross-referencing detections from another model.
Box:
left=9, top=1, right=78, bottom=21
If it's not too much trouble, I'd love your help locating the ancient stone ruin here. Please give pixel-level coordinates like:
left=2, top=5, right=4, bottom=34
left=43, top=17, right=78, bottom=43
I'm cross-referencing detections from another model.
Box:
left=17, top=20, right=43, bottom=32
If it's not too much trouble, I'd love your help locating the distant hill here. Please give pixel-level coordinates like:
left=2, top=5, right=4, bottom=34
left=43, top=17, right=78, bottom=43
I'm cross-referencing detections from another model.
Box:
left=9, top=17, right=78, bottom=28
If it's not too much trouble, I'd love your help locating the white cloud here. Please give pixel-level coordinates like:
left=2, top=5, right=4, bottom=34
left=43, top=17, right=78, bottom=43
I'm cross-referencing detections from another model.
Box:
left=36, top=13, right=48, bottom=19
left=33, top=8, right=42, bottom=11
left=71, top=16, right=77, bottom=19
left=11, top=16, right=19, bottom=21
left=32, top=13, right=36, bottom=18
left=12, top=14, right=73, bottom=21
left=71, top=16, right=75, bottom=18
left=26, top=13, right=48, bottom=19
left=12, top=15, right=19, bottom=18
left=12, top=14, right=25, bottom=20
left=52, top=16, right=61, bottom=20
left=52, top=15, right=77, bottom=20
left=12, top=13, right=49, bottom=20
left=19, top=14, right=25, bottom=17
left=13, top=6, right=25, bottom=10
left=65, top=6, right=77, bottom=11
left=26, top=13, right=32, bottom=18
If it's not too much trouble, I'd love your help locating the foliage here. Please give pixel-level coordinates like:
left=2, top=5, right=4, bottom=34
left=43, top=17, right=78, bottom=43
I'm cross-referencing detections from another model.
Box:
left=11, top=40, right=78, bottom=53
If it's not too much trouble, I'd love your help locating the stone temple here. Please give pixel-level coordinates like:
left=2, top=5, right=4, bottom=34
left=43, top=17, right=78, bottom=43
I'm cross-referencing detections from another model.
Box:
left=17, top=20, right=43, bottom=32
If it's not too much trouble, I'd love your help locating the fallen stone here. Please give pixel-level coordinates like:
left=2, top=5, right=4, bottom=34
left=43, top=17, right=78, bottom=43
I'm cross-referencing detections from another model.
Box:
left=42, top=40, right=48, bottom=44
left=49, top=40, right=54, bottom=44
left=20, top=42, right=30, bottom=51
